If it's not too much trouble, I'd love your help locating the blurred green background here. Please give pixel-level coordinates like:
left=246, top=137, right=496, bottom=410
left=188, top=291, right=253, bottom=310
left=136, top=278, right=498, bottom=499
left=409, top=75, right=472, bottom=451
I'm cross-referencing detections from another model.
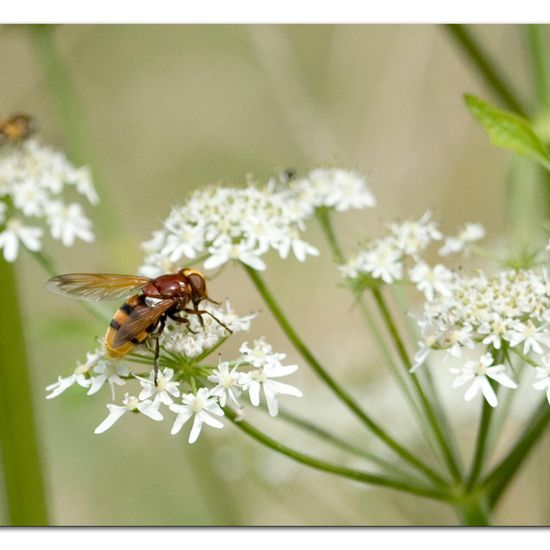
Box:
left=1, top=24, right=549, bottom=525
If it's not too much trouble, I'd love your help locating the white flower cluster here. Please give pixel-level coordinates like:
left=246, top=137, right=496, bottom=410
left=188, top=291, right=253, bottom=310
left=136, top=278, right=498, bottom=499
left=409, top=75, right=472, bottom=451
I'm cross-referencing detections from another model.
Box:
left=340, top=211, right=550, bottom=407
left=414, top=268, right=550, bottom=407
left=46, top=299, right=302, bottom=443
left=340, top=212, right=482, bottom=290
left=287, top=167, right=376, bottom=215
left=140, top=168, right=375, bottom=276
left=0, top=138, right=97, bottom=261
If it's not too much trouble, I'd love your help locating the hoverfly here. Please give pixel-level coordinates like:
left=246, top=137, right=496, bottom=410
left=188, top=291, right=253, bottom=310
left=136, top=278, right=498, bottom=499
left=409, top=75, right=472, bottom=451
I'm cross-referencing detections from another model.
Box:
left=46, top=268, right=232, bottom=383
left=0, top=113, right=36, bottom=144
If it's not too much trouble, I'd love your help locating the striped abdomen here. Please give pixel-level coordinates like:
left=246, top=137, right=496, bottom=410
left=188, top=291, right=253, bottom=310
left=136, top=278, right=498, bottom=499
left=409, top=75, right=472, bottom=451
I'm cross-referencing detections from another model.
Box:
left=104, top=294, right=159, bottom=358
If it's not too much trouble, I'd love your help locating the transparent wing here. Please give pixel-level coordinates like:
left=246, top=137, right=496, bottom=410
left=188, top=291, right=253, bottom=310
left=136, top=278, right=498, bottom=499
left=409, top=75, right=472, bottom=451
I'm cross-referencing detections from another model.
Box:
left=113, top=298, right=175, bottom=347
left=45, top=273, right=151, bottom=302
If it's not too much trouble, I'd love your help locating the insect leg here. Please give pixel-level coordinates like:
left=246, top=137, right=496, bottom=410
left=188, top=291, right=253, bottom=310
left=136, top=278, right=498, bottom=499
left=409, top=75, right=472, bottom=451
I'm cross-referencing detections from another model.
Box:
left=153, top=334, right=160, bottom=386
left=168, top=312, right=198, bottom=334
left=152, top=316, right=166, bottom=386
left=183, top=307, right=233, bottom=334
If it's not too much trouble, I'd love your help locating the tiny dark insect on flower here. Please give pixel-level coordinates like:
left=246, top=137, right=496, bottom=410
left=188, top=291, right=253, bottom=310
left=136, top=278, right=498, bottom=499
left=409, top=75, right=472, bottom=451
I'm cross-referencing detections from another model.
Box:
left=0, top=113, right=37, bottom=144
left=46, top=268, right=232, bottom=383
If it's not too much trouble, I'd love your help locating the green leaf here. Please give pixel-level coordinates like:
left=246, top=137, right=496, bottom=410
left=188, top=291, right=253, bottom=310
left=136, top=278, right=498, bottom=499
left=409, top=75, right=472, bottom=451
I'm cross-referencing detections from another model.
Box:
left=464, top=94, right=550, bottom=170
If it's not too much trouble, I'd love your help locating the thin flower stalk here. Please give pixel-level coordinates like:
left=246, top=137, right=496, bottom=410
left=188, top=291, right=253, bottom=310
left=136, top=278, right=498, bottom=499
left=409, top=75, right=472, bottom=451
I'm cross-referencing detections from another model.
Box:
left=444, top=24, right=527, bottom=116
left=482, top=398, right=550, bottom=507
left=318, top=207, right=460, bottom=470
left=390, top=284, right=461, bottom=459
left=275, top=408, right=427, bottom=485
left=223, top=407, right=451, bottom=502
left=371, top=287, right=464, bottom=483
left=466, top=352, right=502, bottom=490
left=243, top=264, right=447, bottom=487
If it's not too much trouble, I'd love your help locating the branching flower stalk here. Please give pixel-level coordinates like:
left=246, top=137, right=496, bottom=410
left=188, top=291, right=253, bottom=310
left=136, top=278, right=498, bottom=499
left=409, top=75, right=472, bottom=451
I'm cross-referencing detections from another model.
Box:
left=42, top=156, right=550, bottom=527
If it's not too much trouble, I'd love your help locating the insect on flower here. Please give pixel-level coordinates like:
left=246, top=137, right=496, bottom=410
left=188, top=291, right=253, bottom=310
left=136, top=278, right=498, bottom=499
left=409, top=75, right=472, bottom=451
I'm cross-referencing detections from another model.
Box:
left=46, top=268, right=232, bottom=382
left=0, top=113, right=37, bottom=144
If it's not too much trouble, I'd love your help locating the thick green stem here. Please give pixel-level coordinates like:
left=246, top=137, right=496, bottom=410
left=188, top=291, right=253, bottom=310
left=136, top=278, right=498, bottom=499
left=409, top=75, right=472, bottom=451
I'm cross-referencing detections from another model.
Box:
left=525, top=25, right=550, bottom=112
left=524, top=25, right=550, bottom=226
left=371, top=287, right=463, bottom=483
left=482, top=398, right=550, bottom=508
left=224, top=408, right=450, bottom=501
left=444, top=25, right=528, bottom=116
left=453, top=491, right=491, bottom=526
left=0, top=260, right=49, bottom=525
left=243, top=264, right=446, bottom=487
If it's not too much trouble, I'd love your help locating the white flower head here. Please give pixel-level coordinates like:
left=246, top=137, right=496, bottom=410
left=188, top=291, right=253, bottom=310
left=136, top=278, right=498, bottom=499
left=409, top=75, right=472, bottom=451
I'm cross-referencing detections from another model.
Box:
left=45, top=348, right=104, bottom=399
left=208, top=361, right=244, bottom=407
left=239, top=340, right=302, bottom=416
left=47, top=201, right=94, bottom=247
left=87, top=359, right=130, bottom=400
left=169, top=388, right=225, bottom=443
left=94, top=394, right=163, bottom=434
left=0, top=138, right=97, bottom=261
left=136, top=367, right=181, bottom=407
left=439, top=223, right=485, bottom=256
left=409, top=262, right=453, bottom=302
left=140, top=179, right=323, bottom=275
left=0, top=218, right=42, bottom=262
left=289, top=168, right=376, bottom=213
left=388, top=211, right=442, bottom=258
left=505, top=320, right=550, bottom=355
left=450, top=353, right=517, bottom=407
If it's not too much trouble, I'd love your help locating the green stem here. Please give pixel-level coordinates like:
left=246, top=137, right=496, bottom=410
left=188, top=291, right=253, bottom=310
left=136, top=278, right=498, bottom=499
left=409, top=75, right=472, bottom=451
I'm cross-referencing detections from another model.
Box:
left=243, top=264, right=446, bottom=487
left=355, top=295, right=425, bottom=426
left=485, top=352, right=526, bottom=456
left=444, top=25, right=528, bottom=116
left=319, top=209, right=431, bottom=438
left=0, top=260, right=49, bottom=525
left=371, top=287, right=463, bottom=483
left=224, top=408, right=450, bottom=501
left=389, top=284, right=461, bottom=462
left=317, top=209, right=459, bottom=472
left=466, top=378, right=498, bottom=490
left=453, top=492, right=491, bottom=526
left=524, top=25, right=550, bottom=226
left=482, top=398, right=550, bottom=508
left=276, top=408, right=423, bottom=484
left=316, top=209, right=431, bottom=438
left=316, top=208, right=346, bottom=264
left=525, top=25, right=550, bottom=112
left=28, top=25, right=119, bottom=248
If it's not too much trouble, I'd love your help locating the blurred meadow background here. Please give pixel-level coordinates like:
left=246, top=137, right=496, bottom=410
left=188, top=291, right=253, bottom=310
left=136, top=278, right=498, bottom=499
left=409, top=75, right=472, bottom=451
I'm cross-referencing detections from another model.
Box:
left=1, top=24, right=549, bottom=525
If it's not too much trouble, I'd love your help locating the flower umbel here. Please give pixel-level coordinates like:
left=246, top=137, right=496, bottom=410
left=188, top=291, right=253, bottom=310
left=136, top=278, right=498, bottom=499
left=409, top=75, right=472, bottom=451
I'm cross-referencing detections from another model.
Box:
left=47, top=300, right=302, bottom=442
left=0, top=138, right=97, bottom=261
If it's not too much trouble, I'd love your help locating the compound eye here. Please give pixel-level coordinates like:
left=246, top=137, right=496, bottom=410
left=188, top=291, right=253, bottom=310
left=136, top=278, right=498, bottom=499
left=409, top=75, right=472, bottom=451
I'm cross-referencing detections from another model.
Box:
left=186, top=272, right=206, bottom=298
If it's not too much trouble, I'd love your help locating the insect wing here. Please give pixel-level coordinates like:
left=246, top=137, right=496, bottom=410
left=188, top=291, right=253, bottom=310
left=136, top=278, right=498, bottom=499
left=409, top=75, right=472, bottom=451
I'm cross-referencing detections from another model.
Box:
left=45, top=273, right=152, bottom=302
left=113, top=298, right=175, bottom=348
